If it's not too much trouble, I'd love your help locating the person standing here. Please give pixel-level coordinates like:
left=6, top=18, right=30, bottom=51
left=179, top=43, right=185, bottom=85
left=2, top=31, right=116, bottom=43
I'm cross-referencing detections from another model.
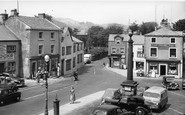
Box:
left=70, top=86, right=76, bottom=104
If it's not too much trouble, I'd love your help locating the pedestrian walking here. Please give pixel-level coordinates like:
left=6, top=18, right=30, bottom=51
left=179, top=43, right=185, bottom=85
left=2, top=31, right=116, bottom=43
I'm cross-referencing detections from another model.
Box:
left=36, top=67, right=42, bottom=83
left=69, top=86, right=76, bottom=104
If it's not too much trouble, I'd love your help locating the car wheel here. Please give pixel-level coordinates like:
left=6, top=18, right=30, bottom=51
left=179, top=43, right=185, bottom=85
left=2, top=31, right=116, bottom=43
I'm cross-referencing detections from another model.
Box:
left=135, top=108, right=146, bottom=115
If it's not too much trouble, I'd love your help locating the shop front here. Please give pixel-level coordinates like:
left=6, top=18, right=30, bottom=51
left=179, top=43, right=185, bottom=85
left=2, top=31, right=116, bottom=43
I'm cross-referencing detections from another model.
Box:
left=146, top=60, right=181, bottom=78
left=30, top=54, right=59, bottom=78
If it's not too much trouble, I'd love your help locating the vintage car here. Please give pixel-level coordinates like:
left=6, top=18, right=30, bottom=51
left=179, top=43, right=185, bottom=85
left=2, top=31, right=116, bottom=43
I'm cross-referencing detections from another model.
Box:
left=0, top=88, right=21, bottom=105
left=143, top=86, right=168, bottom=110
left=101, top=85, right=151, bottom=115
left=0, top=75, right=18, bottom=92
left=0, top=73, right=25, bottom=87
left=161, top=75, right=180, bottom=90
left=92, top=104, right=134, bottom=115
left=182, top=78, right=185, bottom=90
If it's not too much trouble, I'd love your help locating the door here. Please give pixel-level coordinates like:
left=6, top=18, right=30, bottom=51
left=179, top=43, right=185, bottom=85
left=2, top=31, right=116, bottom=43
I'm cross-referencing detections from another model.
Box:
left=0, top=63, right=5, bottom=74
left=61, top=59, right=64, bottom=76
left=31, top=62, right=36, bottom=78
left=160, top=65, right=166, bottom=75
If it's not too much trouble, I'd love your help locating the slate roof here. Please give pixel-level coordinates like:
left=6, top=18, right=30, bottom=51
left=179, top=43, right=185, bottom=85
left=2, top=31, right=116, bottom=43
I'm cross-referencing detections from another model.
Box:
left=17, top=16, right=60, bottom=30
left=0, top=25, right=19, bottom=41
left=72, top=36, right=83, bottom=43
left=145, top=27, right=183, bottom=37
left=109, top=34, right=144, bottom=45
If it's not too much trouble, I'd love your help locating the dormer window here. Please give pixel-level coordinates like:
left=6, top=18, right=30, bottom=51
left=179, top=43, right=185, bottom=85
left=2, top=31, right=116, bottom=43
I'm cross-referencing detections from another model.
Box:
left=112, top=48, right=116, bottom=54
left=115, top=38, right=121, bottom=45
left=171, top=38, right=175, bottom=43
left=151, top=38, right=156, bottom=43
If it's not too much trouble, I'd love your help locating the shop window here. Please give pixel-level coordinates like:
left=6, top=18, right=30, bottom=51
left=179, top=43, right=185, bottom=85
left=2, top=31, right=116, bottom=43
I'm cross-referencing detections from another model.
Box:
left=170, top=48, right=176, bottom=57
left=149, top=63, right=158, bottom=73
left=112, top=48, right=116, bottom=54
left=120, top=48, right=125, bottom=54
left=7, top=62, right=15, bottom=73
left=136, top=62, right=144, bottom=70
left=66, top=59, right=71, bottom=71
left=7, top=45, right=16, bottom=53
left=51, top=58, right=58, bottom=72
left=171, top=38, right=175, bottom=43
left=62, top=47, right=65, bottom=56
left=168, top=63, right=178, bottom=75
left=151, top=38, right=156, bottom=43
left=66, top=46, right=72, bottom=55
left=150, top=48, right=157, bottom=57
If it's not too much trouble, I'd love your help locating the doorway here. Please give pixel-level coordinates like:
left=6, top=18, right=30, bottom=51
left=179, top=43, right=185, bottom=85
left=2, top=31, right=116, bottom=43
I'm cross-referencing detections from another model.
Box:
left=0, top=63, right=5, bottom=74
left=160, top=65, right=166, bottom=75
left=61, top=59, right=64, bottom=76
left=31, top=62, right=36, bottom=79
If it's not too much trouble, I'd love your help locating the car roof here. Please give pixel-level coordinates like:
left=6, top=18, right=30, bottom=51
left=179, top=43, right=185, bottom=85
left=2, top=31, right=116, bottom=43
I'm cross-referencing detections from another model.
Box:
left=144, top=86, right=166, bottom=94
left=94, top=104, right=120, bottom=111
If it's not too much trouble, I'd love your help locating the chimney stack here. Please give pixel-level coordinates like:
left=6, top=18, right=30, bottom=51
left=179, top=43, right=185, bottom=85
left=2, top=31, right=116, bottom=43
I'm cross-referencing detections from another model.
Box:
left=38, top=13, right=52, bottom=21
left=0, top=10, right=8, bottom=24
left=11, top=9, right=19, bottom=16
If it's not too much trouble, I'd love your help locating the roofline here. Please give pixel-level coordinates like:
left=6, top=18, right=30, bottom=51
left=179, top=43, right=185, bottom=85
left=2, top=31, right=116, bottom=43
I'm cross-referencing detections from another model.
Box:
left=44, top=18, right=63, bottom=30
left=0, top=40, right=21, bottom=42
left=4, top=25, right=21, bottom=40
left=145, top=35, right=183, bottom=37
left=26, top=28, right=61, bottom=31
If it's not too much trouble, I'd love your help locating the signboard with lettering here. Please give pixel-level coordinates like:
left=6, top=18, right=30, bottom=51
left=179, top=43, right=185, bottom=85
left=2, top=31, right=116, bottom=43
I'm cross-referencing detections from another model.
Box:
left=151, top=44, right=175, bottom=50
left=0, top=53, right=14, bottom=61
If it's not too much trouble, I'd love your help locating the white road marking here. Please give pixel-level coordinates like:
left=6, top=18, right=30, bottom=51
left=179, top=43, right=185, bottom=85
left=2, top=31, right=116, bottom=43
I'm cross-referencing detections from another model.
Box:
left=169, top=107, right=184, bottom=115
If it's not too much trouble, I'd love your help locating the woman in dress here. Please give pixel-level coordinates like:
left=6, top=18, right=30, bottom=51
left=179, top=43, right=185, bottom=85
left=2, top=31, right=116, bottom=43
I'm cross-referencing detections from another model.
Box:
left=70, top=86, right=76, bottom=104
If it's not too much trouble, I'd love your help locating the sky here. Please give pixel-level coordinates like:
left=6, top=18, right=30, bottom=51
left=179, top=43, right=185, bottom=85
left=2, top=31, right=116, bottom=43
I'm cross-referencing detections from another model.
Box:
left=0, top=0, right=185, bottom=25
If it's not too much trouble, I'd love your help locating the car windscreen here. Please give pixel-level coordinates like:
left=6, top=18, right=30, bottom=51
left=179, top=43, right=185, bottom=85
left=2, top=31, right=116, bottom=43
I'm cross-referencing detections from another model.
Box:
left=143, top=92, right=160, bottom=98
left=93, top=110, right=107, bottom=115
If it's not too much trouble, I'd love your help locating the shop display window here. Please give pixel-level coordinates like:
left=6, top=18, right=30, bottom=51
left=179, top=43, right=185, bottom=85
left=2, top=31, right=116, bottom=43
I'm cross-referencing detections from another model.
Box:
left=168, top=63, right=178, bottom=75
left=149, top=63, right=158, bottom=73
left=136, top=62, right=144, bottom=70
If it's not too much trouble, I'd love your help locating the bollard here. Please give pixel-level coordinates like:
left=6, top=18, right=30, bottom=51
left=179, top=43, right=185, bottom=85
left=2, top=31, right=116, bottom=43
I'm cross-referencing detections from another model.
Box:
left=53, top=94, right=60, bottom=115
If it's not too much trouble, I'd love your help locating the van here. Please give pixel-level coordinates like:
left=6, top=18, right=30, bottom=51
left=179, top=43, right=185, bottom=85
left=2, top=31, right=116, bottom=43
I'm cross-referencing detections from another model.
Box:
left=143, top=86, right=168, bottom=110
left=84, top=54, right=92, bottom=64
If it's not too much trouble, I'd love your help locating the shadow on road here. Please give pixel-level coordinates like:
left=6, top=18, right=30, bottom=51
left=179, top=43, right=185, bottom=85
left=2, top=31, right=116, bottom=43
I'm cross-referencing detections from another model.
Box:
left=152, top=103, right=171, bottom=113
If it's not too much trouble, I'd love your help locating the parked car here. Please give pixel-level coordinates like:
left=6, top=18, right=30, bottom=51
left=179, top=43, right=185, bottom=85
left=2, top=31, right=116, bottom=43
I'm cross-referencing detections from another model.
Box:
left=143, top=86, right=168, bottom=110
left=0, top=73, right=25, bottom=87
left=0, top=75, right=18, bottom=92
left=92, top=104, right=134, bottom=115
left=0, top=88, right=21, bottom=106
left=101, top=88, right=151, bottom=115
left=161, top=75, right=180, bottom=90
left=182, top=78, right=185, bottom=90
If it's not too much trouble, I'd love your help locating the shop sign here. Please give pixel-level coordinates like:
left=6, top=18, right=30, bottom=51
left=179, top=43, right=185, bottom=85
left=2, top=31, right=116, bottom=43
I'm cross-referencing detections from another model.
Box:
left=149, top=63, right=158, bottom=66
left=0, top=53, right=14, bottom=61
left=151, top=44, right=175, bottom=50
left=169, top=63, right=177, bottom=67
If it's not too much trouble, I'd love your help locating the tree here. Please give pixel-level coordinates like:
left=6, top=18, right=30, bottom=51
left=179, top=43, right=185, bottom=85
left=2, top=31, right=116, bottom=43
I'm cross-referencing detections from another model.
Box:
left=173, top=19, right=185, bottom=31
left=129, top=22, right=139, bottom=33
left=139, top=22, right=158, bottom=35
left=87, top=26, right=105, bottom=47
left=68, top=27, right=80, bottom=36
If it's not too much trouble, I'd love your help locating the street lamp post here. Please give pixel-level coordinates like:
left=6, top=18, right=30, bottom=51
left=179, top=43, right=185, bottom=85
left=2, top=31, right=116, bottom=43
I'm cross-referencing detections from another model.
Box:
left=44, top=55, right=50, bottom=115
left=127, top=30, right=133, bottom=81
